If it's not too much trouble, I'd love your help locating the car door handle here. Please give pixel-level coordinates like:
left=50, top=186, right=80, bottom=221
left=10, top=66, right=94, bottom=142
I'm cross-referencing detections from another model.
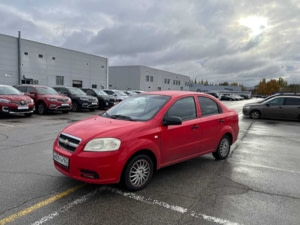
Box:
left=219, top=119, right=225, bottom=123
left=192, top=125, right=199, bottom=129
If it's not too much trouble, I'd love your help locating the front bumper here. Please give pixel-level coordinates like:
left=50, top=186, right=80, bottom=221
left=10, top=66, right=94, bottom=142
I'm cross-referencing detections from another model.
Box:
left=53, top=139, right=122, bottom=184
left=81, top=102, right=98, bottom=109
left=1, top=105, right=35, bottom=115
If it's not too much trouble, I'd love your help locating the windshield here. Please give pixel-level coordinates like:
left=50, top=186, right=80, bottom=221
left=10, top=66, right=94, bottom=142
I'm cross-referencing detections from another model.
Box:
left=94, top=89, right=108, bottom=95
left=68, top=88, right=87, bottom=95
left=101, top=94, right=170, bottom=121
left=114, top=90, right=128, bottom=96
left=0, top=86, right=22, bottom=95
left=36, top=87, right=59, bottom=95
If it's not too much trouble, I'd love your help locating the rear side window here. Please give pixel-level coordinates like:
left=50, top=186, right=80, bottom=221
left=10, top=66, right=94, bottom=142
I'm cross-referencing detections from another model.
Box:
left=166, top=97, right=196, bottom=121
left=198, top=96, right=221, bottom=116
left=285, top=97, right=300, bottom=105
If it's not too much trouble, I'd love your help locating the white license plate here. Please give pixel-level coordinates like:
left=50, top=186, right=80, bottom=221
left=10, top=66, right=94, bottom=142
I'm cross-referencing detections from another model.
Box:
left=61, top=104, right=69, bottom=106
left=18, top=106, right=29, bottom=110
left=53, top=152, right=69, bottom=167
left=91, top=102, right=98, bottom=105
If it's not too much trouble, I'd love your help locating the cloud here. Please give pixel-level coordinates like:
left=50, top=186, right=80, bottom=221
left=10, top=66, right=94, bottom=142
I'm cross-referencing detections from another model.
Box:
left=0, top=0, right=299, bottom=87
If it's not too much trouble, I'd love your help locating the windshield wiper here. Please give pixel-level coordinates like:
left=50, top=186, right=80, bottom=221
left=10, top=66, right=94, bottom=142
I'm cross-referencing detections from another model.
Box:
left=110, top=114, right=135, bottom=121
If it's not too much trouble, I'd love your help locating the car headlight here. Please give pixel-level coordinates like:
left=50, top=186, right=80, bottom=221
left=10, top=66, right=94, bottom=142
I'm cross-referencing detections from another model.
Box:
left=80, top=97, right=88, bottom=101
left=243, top=105, right=250, bottom=109
left=30, top=99, right=34, bottom=103
left=0, top=98, right=11, bottom=103
left=47, top=97, right=57, bottom=101
left=84, top=138, right=121, bottom=152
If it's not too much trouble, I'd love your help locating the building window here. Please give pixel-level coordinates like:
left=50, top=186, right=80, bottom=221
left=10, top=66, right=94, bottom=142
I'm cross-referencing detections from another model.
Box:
left=146, top=75, right=150, bottom=82
left=150, top=76, right=153, bottom=82
left=56, top=76, right=64, bottom=85
left=38, top=54, right=43, bottom=58
left=92, top=84, right=97, bottom=88
left=52, top=57, right=56, bottom=60
left=72, top=80, right=82, bottom=88
left=24, top=52, right=28, bottom=55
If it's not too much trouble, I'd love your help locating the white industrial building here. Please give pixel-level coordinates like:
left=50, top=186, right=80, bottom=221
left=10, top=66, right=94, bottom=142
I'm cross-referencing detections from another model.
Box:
left=0, top=32, right=108, bottom=88
left=109, top=65, right=190, bottom=91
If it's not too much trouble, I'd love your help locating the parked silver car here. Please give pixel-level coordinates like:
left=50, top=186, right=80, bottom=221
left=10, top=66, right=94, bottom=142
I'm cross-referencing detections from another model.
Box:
left=243, top=95, right=300, bottom=120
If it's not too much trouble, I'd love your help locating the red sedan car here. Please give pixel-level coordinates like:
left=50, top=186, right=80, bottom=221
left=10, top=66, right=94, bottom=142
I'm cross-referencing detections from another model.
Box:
left=0, top=84, right=35, bottom=117
left=53, top=91, right=239, bottom=191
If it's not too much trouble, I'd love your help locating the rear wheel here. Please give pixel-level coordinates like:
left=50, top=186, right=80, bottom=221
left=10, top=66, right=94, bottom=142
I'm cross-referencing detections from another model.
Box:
left=212, top=135, right=231, bottom=160
left=250, top=110, right=261, bottom=119
left=123, top=154, right=153, bottom=191
left=37, top=102, right=47, bottom=115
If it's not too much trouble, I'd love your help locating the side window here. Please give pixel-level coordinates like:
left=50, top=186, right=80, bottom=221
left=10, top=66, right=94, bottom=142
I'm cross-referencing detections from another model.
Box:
left=27, top=87, right=35, bottom=93
left=268, top=98, right=284, bottom=106
left=285, top=98, right=300, bottom=105
left=198, top=96, right=221, bottom=116
left=166, top=97, right=196, bottom=121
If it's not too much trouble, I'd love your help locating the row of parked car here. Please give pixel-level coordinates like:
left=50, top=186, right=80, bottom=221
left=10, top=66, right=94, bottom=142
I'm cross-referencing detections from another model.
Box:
left=207, top=92, right=250, bottom=101
left=0, top=84, right=143, bottom=117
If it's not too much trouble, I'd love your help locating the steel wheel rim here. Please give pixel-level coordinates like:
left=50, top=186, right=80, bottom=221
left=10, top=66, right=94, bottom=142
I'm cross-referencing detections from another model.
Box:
left=129, top=159, right=150, bottom=188
left=219, top=138, right=230, bottom=157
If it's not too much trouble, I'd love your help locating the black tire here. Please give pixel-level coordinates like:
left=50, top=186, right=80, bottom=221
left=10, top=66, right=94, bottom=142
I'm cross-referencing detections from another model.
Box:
left=250, top=110, right=261, bottom=119
left=123, top=154, right=153, bottom=191
left=212, top=135, right=231, bottom=160
left=37, top=102, right=47, bottom=115
left=72, top=101, right=80, bottom=112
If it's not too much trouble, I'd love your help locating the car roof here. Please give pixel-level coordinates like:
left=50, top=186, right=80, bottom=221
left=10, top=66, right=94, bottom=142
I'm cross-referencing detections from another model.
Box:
left=16, top=84, right=50, bottom=88
left=142, top=90, right=207, bottom=97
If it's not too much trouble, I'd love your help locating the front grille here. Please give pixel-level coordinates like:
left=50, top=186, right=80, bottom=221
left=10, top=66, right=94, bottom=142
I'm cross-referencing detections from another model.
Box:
left=90, top=98, right=97, bottom=103
left=58, top=133, right=81, bottom=152
left=12, top=100, right=32, bottom=106
left=58, top=98, right=69, bottom=103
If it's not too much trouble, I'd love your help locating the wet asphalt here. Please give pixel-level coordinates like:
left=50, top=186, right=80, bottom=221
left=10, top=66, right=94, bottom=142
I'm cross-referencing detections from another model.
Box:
left=0, top=99, right=299, bottom=225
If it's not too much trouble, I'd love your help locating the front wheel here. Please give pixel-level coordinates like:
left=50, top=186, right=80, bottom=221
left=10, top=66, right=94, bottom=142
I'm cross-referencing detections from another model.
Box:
left=212, top=135, right=231, bottom=160
left=250, top=110, right=261, bottom=119
left=37, top=102, right=47, bottom=115
left=123, top=154, right=153, bottom=191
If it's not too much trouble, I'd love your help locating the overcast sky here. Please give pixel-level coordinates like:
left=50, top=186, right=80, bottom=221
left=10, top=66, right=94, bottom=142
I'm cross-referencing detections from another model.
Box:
left=1, top=0, right=299, bottom=87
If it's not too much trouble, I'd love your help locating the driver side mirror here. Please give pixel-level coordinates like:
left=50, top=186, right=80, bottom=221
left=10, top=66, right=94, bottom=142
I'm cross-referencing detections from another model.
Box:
left=162, top=116, right=182, bottom=126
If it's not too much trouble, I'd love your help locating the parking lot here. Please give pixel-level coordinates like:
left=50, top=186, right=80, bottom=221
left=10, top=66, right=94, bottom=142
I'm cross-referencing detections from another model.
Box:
left=0, top=99, right=300, bottom=225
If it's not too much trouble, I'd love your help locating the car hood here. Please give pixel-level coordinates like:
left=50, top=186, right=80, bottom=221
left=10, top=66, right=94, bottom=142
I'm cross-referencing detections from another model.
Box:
left=61, top=115, right=150, bottom=142
left=0, top=95, right=32, bottom=101
left=244, top=102, right=262, bottom=107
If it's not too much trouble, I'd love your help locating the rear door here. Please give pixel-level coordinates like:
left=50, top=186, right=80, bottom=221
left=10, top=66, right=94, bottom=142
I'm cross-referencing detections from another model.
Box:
left=197, top=96, right=224, bottom=152
left=282, top=97, right=300, bottom=119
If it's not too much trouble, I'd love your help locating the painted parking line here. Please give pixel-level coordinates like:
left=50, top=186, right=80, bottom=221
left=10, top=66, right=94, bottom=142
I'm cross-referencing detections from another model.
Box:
left=112, top=187, right=243, bottom=225
left=0, top=184, right=86, bottom=225
left=31, top=186, right=243, bottom=225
